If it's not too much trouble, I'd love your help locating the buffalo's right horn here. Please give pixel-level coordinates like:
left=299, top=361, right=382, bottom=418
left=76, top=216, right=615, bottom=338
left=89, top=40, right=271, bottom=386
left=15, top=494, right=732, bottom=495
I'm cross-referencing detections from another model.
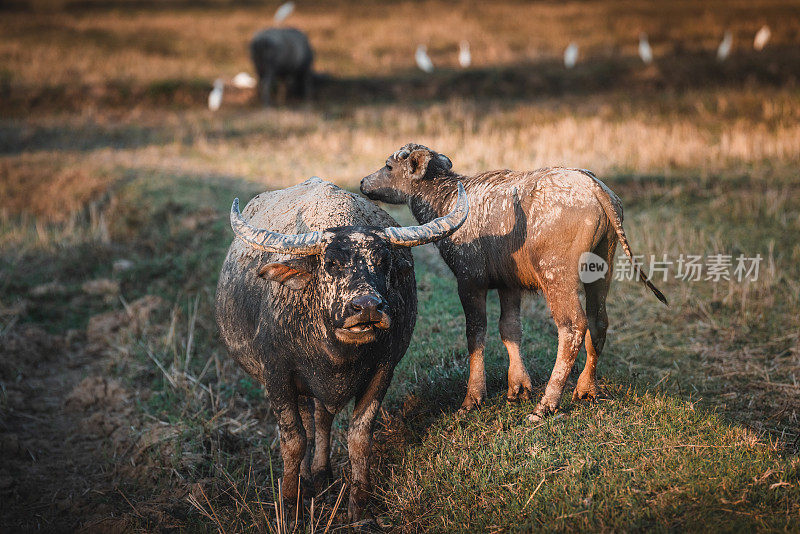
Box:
left=230, top=198, right=324, bottom=255
left=383, top=181, right=469, bottom=247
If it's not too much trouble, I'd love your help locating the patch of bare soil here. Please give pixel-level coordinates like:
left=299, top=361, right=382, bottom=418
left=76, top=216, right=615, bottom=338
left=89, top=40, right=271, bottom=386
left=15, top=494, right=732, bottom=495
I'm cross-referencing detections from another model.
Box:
left=0, top=296, right=166, bottom=531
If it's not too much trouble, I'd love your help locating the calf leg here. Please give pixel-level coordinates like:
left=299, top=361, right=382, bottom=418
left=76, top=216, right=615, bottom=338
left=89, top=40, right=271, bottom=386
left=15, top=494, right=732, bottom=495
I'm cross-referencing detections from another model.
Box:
left=498, top=287, right=532, bottom=402
left=347, top=366, right=393, bottom=523
left=574, top=238, right=614, bottom=401
left=458, top=283, right=488, bottom=413
left=530, top=286, right=587, bottom=422
left=573, top=278, right=609, bottom=401
left=311, top=400, right=335, bottom=492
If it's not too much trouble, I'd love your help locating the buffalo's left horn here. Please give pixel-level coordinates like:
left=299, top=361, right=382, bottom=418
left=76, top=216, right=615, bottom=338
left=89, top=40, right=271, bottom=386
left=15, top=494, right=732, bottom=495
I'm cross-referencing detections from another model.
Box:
left=384, top=181, right=469, bottom=247
left=230, top=198, right=324, bottom=255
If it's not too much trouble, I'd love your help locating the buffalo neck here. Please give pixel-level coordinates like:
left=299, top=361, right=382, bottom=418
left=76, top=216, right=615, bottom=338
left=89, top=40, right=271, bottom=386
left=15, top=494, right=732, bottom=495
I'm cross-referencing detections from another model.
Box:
left=406, top=172, right=465, bottom=225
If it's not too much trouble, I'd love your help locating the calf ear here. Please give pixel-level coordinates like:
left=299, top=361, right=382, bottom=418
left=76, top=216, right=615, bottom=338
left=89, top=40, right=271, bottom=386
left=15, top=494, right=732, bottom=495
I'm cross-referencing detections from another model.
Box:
left=258, top=258, right=313, bottom=290
left=408, top=149, right=432, bottom=179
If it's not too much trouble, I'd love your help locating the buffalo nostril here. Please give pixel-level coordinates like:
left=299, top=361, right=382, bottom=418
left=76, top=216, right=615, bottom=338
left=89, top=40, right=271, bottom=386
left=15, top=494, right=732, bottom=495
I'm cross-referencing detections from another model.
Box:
left=351, top=294, right=382, bottom=313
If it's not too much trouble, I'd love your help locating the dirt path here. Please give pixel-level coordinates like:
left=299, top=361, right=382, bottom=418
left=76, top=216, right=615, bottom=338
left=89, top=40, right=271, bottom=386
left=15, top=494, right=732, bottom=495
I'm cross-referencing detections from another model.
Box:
left=0, top=317, right=147, bottom=531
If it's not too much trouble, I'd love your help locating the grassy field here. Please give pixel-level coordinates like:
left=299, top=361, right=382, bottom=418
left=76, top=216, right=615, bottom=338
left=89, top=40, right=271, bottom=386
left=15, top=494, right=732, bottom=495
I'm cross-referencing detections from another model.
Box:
left=2, top=0, right=800, bottom=531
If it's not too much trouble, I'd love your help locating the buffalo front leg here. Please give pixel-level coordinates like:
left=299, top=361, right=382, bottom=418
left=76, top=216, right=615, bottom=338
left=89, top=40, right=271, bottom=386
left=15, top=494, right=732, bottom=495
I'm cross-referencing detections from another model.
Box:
left=273, top=401, right=307, bottom=514
left=311, top=400, right=335, bottom=492
left=347, top=366, right=393, bottom=523
left=529, top=290, right=587, bottom=422
left=458, top=283, right=488, bottom=413
left=298, top=396, right=315, bottom=486
left=498, top=287, right=532, bottom=402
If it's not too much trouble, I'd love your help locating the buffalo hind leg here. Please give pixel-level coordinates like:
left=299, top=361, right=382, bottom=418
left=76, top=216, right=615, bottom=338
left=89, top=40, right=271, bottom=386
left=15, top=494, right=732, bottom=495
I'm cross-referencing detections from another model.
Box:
left=530, top=286, right=587, bottom=422
left=498, top=288, right=532, bottom=402
left=458, top=283, right=488, bottom=413
left=311, top=400, right=334, bottom=492
left=257, top=72, right=273, bottom=106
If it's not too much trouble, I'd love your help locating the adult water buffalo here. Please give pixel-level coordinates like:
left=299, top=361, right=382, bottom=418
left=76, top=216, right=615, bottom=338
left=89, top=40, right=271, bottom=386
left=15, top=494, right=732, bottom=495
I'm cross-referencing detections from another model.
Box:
left=361, top=144, right=666, bottom=421
left=215, top=177, right=467, bottom=523
left=250, top=27, right=313, bottom=106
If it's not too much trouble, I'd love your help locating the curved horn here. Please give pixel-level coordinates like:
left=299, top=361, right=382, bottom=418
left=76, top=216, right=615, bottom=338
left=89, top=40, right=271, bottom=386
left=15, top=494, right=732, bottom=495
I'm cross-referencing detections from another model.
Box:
left=230, top=198, right=324, bottom=255
left=384, top=182, right=469, bottom=247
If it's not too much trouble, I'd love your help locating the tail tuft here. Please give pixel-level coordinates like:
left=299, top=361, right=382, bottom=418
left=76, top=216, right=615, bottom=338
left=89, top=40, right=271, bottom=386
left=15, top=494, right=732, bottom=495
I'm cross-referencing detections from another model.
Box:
left=641, top=272, right=668, bottom=305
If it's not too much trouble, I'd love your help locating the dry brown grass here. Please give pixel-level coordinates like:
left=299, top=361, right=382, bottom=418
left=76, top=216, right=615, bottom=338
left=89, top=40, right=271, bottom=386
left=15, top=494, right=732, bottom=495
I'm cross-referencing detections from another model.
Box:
left=3, top=0, right=800, bottom=85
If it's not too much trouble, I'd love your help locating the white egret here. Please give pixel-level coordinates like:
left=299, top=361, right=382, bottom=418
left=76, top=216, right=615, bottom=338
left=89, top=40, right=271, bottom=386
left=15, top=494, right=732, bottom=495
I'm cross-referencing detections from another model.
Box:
left=274, top=1, right=295, bottom=24
left=754, top=25, right=771, bottom=51
left=232, top=72, right=257, bottom=89
left=563, top=42, right=579, bottom=69
left=638, top=32, right=653, bottom=64
left=458, top=40, right=471, bottom=68
left=415, top=45, right=434, bottom=73
left=208, top=78, right=224, bottom=111
left=717, top=30, right=733, bottom=61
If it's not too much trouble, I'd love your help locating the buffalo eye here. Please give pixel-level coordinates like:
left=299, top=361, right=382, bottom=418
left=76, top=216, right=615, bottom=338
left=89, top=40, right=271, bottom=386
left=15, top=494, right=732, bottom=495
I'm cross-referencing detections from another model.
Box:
left=325, top=257, right=343, bottom=273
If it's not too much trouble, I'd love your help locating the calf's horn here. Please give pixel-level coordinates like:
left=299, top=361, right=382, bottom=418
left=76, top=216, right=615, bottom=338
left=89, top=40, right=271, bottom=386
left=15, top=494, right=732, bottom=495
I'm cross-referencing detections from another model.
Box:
left=384, top=181, right=469, bottom=247
left=230, top=198, right=324, bottom=255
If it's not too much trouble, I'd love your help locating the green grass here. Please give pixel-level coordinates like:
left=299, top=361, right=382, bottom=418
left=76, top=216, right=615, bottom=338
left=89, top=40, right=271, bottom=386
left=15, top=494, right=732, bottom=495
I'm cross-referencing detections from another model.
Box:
left=4, top=168, right=798, bottom=531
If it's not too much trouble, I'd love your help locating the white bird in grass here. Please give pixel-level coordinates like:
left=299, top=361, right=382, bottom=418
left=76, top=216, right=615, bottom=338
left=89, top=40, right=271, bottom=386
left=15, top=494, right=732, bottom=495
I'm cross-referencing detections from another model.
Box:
left=458, top=40, right=471, bottom=68
left=415, top=45, right=434, bottom=73
left=717, top=30, right=733, bottom=61
left=232, top=72, right=257, bottom=89
left=563, top=42, right=579, bottom=69
left=754, top=25, right=771, bottom=51
left=638, top=33, right=653, bottom=64
left=274, top=1, right=295, bottom=24
left=208, top=78, right=224, bottom=111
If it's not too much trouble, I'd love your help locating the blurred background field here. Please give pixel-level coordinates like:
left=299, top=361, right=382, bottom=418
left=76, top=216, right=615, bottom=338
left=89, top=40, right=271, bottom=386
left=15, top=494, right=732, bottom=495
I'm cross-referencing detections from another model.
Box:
left=1, top=0, right=799, bottom=531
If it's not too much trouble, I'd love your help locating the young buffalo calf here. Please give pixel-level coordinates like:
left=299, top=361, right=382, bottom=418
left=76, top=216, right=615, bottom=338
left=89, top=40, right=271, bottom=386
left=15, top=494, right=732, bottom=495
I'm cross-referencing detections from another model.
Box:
left=361, top=144, right=666, bottom=421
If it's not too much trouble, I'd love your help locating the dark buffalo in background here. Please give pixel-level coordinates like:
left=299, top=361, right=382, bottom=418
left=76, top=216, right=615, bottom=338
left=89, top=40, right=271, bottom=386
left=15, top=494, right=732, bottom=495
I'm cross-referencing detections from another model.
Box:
left=250, top=27, right=313, bottom=106
left=215, top=177, right=468, bottom=523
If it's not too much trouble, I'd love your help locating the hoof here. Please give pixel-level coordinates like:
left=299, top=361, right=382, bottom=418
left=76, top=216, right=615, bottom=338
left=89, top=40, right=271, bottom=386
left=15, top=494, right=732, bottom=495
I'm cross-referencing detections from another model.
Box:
left=506, top=384, right=532, bottom=403
left=457, top=396, right=483, bottom=415
left=527, top=402, right=557, bottom=424
left=350, top=518, right=382, bottom=532
left=571, top=388, right=599, bottom=403
left=572, top=378, right=600, bottom=402
left=311, top=467, right=334, bottom=494
left=526, top=412, right=543, bottom=423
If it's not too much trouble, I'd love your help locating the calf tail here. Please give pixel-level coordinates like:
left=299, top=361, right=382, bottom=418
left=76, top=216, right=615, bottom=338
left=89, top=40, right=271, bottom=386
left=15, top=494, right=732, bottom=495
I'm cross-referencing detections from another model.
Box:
left=579, top=170, right=668, bottom=306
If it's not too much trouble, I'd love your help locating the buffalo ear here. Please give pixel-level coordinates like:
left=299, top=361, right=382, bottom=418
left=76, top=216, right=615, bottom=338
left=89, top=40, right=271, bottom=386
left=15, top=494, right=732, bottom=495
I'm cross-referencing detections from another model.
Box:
left=408, top=149, right=432, bottom=179
left=258, top=258, right=313, bottom=290
left=437, top=153, right=453, bottom=170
